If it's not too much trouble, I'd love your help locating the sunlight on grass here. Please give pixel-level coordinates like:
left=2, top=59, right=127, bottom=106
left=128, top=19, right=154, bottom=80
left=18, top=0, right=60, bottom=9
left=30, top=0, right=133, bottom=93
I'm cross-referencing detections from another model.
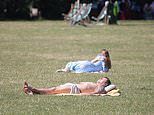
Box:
left=0, top=20, right=154, bottom=114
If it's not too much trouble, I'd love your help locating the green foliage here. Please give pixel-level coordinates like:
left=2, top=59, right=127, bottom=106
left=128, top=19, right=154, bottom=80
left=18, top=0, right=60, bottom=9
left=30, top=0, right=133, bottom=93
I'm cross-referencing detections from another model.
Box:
left=0, top=0, right=69, bottom=20
left=0, top=20, right=153, bottom=114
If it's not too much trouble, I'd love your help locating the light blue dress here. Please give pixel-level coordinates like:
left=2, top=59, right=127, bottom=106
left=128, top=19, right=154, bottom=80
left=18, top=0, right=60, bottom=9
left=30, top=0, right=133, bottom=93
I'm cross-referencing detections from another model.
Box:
left=65, top=54, right=109, bottom=73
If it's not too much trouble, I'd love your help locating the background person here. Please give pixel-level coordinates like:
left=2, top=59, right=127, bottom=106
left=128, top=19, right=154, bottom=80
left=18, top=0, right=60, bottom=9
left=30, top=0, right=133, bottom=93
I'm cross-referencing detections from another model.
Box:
left=56, top=49, right=111, bottom=73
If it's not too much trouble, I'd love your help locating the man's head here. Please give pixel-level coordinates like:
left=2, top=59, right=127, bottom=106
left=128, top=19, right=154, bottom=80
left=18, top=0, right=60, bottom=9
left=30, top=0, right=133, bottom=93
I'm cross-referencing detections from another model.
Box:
left=97, top=77, right=111, bottom=87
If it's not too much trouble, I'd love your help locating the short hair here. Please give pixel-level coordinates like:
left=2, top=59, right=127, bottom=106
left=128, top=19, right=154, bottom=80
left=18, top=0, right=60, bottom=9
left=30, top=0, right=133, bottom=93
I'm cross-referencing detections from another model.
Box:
left=104, top=77, right=111, bottom=86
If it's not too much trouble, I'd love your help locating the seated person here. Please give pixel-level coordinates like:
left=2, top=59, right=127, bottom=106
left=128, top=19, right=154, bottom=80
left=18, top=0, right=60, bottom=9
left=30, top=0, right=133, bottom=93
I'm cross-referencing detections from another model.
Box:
left=56, top=49, right=111, bottom=73
left=23, top=77, right=116, bottom=95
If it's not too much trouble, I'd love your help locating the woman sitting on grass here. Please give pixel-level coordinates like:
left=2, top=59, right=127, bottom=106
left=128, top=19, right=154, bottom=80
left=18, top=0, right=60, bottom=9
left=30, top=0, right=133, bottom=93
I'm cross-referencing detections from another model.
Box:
left=56, top=49, right=111, bottom=73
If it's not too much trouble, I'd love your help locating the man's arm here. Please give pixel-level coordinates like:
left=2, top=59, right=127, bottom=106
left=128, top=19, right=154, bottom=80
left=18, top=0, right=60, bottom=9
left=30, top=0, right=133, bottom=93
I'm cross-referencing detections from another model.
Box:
left=79, top=85, right=107, bottom=96
left=55, top=86, right=107, bottom=96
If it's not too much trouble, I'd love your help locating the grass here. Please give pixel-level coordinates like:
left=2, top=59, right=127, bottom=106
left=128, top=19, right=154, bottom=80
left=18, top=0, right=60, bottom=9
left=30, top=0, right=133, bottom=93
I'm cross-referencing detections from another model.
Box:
left=0, top=20, right=153, bottom=115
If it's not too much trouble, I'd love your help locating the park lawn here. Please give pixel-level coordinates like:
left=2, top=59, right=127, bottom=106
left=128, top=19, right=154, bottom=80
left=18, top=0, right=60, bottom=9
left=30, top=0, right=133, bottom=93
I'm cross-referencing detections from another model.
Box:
left=0, top=20, right=153, bottom=115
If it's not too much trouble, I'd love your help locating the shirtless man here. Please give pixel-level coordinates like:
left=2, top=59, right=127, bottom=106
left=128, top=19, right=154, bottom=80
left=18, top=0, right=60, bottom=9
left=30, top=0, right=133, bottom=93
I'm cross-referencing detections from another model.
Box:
left=23, top=77, right=116, bottom=95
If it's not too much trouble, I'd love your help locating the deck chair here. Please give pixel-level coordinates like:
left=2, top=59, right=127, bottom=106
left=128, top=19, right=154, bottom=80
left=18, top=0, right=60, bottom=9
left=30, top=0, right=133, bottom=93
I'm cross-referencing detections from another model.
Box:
left=70, top=3, right=92, bottom=25
left=92, top=1, right=109, bottom=22
left=62, top=1, right=80, bottom=21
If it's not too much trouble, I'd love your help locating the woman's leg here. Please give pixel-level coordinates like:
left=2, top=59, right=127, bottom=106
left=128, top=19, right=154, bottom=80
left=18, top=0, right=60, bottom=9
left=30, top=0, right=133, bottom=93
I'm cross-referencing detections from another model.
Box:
left=56, top=62, right=72, bottom=72
left=56, top=68, right=70, bottom=72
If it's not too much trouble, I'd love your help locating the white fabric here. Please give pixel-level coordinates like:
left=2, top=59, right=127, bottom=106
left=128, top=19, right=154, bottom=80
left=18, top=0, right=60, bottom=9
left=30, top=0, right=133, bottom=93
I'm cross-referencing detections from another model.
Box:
left=70, top=84, right=81, bottom=94
left=105, top=84, right=116, bottom=92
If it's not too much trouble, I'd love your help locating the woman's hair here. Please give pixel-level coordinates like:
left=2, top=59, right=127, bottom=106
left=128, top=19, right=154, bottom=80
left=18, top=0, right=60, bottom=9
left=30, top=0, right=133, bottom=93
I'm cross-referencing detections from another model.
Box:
left=102, top=49, right=111, bottom=69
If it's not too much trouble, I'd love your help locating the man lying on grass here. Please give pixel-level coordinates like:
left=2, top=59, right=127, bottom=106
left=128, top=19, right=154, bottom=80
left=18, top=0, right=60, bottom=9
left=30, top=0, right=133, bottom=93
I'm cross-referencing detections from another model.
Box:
left=23, top=77, right=117, bottom=96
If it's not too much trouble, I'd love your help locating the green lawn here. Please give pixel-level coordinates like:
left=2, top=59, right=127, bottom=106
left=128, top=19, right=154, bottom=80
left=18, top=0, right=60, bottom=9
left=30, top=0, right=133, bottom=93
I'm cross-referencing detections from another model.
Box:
left=0, top=20, right=153, bottom=115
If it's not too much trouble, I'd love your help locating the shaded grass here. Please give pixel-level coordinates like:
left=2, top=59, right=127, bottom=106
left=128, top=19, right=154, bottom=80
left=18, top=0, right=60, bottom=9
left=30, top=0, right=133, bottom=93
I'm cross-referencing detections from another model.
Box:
left=0, top=20, right=154, bottom=114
